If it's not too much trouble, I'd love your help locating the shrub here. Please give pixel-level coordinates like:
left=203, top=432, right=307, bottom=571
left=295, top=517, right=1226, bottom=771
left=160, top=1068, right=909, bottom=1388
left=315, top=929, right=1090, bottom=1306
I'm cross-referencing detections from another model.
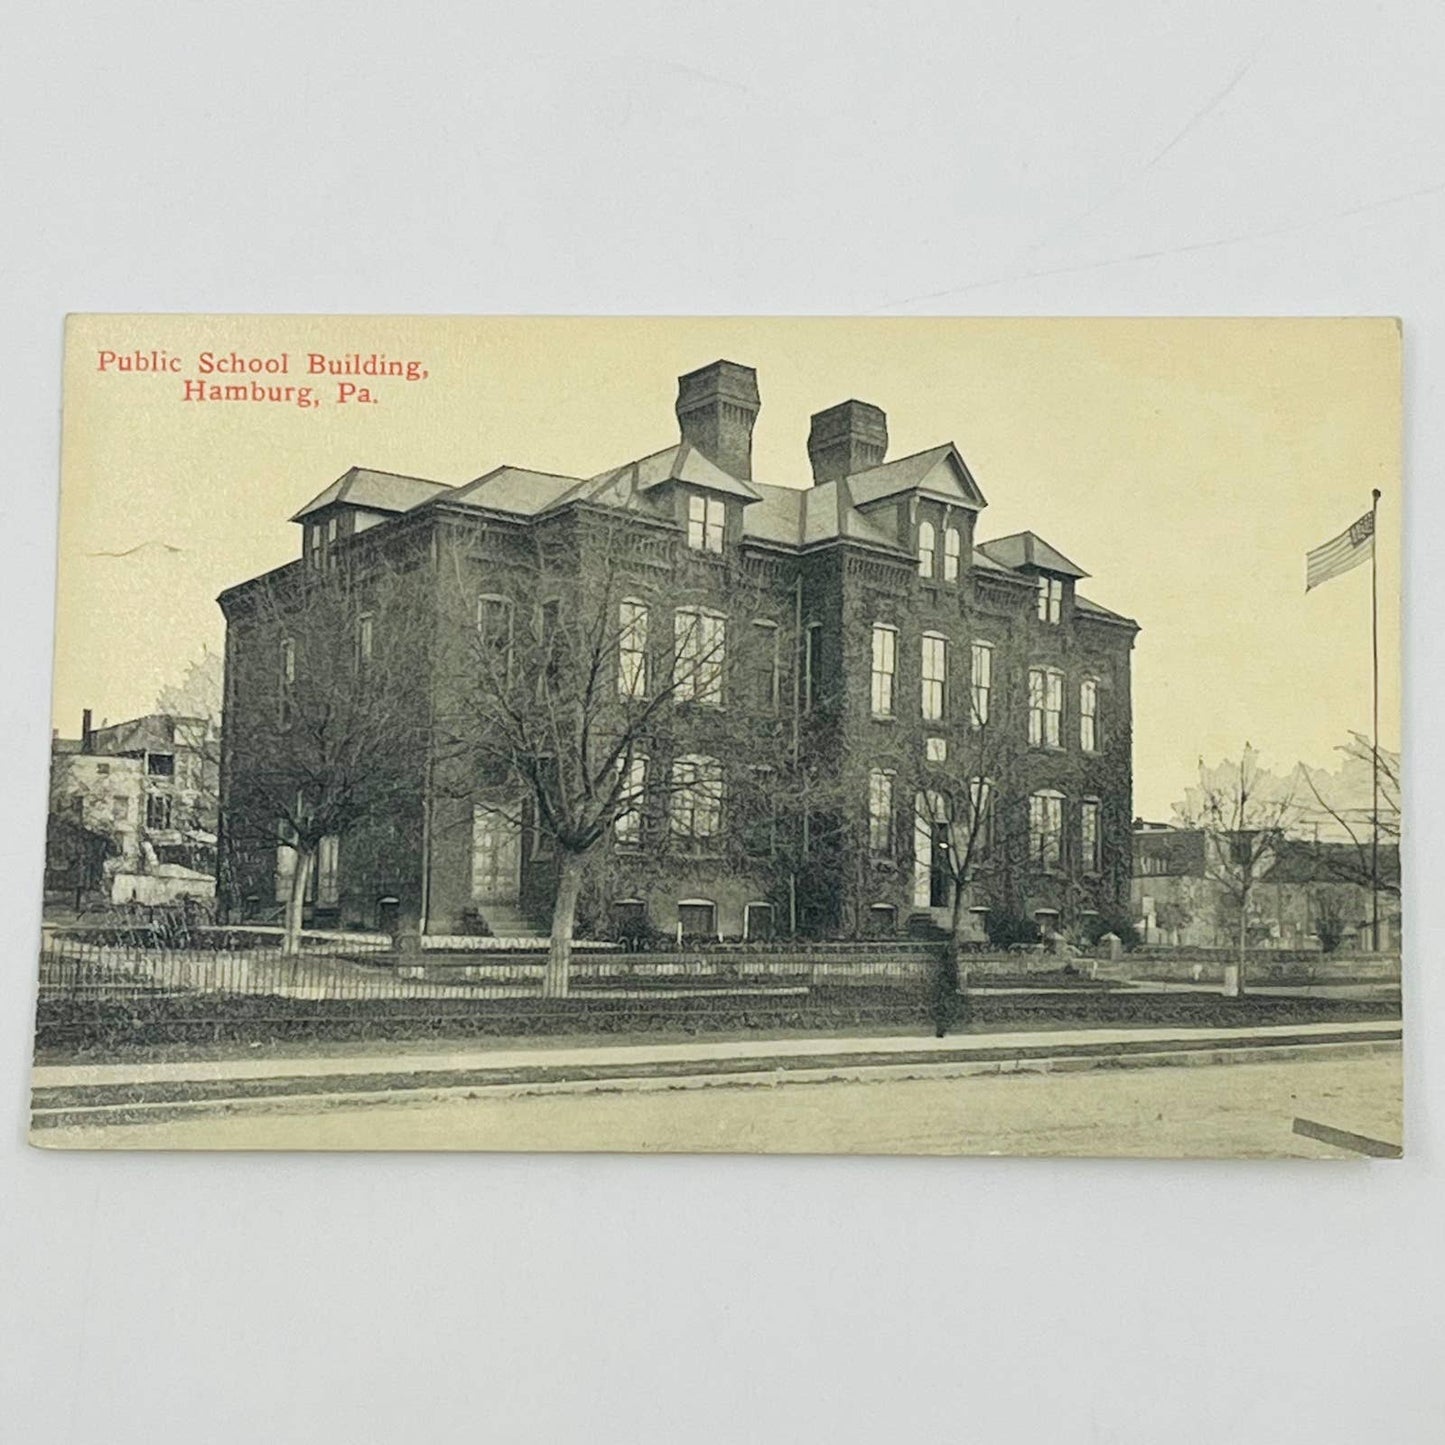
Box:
left=984, top=909, right=1038, bottom=950
left=1082, top=911, right=1140, bottom=951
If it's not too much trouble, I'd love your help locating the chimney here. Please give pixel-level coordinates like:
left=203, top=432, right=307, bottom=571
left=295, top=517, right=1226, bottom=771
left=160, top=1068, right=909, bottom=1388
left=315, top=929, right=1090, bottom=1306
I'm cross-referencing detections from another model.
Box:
left=675, top=360, right=761, bottom=480
left=81, top=708, right=93, bottom=754
left=808, top=400, right=888, bottom=484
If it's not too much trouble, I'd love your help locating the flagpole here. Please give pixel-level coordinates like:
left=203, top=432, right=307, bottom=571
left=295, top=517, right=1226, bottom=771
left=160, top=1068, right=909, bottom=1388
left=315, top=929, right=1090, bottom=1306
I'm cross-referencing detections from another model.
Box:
left=1370, top=487, right=1381, bottom=951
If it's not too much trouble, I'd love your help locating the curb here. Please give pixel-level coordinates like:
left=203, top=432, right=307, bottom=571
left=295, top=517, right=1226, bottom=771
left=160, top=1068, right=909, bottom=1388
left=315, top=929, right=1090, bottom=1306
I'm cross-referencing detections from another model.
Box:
left=29, top=1033, right=1401, bottom=1133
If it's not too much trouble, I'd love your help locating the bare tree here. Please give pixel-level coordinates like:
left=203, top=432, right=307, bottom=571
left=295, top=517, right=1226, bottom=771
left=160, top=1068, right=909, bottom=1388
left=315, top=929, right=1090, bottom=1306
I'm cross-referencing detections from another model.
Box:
left=1176, top=746, right=1301, bottom=994
left=224, top=559, right=433, bottom=955
left=436, top=509, right=771, bottom=996
left=1297, top=732, right=1401, bottom=901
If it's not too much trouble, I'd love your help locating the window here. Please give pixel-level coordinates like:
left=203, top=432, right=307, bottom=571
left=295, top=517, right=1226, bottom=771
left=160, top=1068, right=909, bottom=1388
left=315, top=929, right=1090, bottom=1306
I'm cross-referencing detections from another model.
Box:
left=918, top=520, right=936, bottom=578
left=804, top=622, right=824, bottom=712
left=95, top=763, right=110, bottom=776
left=278, top=638, right=295, bottom=729
left=145, top=794, right=172, bottom=830
left=356, top=612, right=374, bottom=672
left=943, top=526, right=962, bottom=581
left=112, top=796, right=129, bottom=822
left=751, top=619, right=780, bottom=710
left=967, top=777, right=994, bottom=855
left=307, top=524, right=323, bottom=569
left=921, top=633, right=947, bottom=722
left=618, top=600, right=649, bottom=699
left=744, top=902, right=775, bottom=941
left=614, top=755, right=647, bottom=846
left=1080, top=678, right=1099, bottom=752
left=477, top=595, right=514, bottom=684
left=868, top=769, right=895, bottom=856
left=670, top=755, right=723, bottom=843
left=147, top=753, right=174, bottom=777
left=687, top=493, right=726, bottom=552
left=925, top=736, right=947, bottom=763
left=678, top=899, right=717, bottom=939
left=1028, top=666, right=1064, bottom=748
left=870, top=623, right=897, bottom=717
left=674, top=608, right=726, bottom=704
left=867, top=904, right=898, bottom=936
left=1037, top=575, right=1063, bottom=624
left=1081, top=798, right=1102, bottom=873
left=1029, top=791, right=1064, bottom=869
left=970, top=641, right=993, bottom=726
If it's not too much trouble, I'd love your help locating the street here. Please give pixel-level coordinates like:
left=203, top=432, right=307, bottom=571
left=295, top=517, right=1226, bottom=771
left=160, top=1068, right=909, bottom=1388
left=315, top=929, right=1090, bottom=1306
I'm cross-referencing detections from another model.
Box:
left=36, top=1051, right=1402, bottom=1158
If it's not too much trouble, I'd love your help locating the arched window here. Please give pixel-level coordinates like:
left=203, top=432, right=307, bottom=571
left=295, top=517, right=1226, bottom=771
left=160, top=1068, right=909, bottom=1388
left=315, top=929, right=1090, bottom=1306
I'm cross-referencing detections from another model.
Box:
left=918, top=520, right=936, bottom=578
left=943, top=526, right=962, bottom=581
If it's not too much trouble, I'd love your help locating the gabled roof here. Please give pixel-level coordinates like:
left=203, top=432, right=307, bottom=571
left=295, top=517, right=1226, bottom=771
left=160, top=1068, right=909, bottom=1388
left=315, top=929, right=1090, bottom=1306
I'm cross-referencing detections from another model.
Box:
left=437, top=465, right=589, bottom=518
left=290, top=466, right=452, bottom=522
left=977, top=530, right=1089, bottom=578
left=845, top=444, right=987, bottom=511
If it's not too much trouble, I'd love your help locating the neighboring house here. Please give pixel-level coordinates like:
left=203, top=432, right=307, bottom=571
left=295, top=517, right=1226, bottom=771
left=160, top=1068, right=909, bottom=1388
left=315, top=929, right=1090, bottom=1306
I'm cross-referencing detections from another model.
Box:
left=218, top=360, right=1139, bottom=942
left=1132, top=822, right=1400, bottom=950
left=46, top=708, right=219, bottom=905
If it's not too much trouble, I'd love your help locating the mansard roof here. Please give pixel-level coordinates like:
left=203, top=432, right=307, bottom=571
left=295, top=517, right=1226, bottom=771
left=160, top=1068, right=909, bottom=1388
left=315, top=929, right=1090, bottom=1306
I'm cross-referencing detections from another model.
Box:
left=845, top=443, right=987, bottom=511
left=290, top=466, right=452, bottom=522
left=977, top=530, right=1089, bottom=579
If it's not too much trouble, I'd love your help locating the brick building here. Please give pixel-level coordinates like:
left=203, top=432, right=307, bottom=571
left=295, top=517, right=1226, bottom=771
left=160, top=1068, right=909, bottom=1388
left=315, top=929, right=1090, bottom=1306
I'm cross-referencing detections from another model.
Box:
left=217, top=360, right=1139, bottom=943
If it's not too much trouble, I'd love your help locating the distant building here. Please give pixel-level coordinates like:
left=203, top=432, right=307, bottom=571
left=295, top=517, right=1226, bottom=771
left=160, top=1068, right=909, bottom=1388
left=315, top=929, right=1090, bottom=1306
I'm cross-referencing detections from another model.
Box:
left=1132, top=822, right=1400, bottom=950
left=46, top=708, right=219, bottom=905
left=219, top=360, right=1139, bottom=942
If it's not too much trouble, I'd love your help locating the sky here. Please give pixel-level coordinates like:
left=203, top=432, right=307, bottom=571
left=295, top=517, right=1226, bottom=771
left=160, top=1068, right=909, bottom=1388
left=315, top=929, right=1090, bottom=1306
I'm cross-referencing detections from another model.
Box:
left=52, top=315, right=1400, bottom=821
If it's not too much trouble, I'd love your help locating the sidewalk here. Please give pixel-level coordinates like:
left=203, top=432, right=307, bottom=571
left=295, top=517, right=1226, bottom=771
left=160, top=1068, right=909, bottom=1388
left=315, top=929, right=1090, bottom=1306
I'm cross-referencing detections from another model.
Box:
left=32, top=1018, right=1402, bottom=1110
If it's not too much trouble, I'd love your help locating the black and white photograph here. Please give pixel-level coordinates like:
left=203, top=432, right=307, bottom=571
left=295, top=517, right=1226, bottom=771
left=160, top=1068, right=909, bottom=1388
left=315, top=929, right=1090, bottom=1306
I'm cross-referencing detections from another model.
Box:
left=31, top=315, right=1402, bottom=1156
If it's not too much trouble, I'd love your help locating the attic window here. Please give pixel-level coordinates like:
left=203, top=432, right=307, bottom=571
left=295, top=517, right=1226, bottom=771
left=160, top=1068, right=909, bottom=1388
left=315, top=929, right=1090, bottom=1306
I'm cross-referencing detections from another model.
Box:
left=687, top=494, right=725, bottom=553
left=943, top=526, right=962, bottom=581
left=918, top=521, right=936, bottom=578
left=1037, top=575, right=1063, bottom=624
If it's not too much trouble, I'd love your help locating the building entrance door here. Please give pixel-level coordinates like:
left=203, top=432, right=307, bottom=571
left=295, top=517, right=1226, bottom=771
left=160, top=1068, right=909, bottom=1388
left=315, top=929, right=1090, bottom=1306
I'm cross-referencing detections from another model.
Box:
left=472, top=801, right=522, bottom=904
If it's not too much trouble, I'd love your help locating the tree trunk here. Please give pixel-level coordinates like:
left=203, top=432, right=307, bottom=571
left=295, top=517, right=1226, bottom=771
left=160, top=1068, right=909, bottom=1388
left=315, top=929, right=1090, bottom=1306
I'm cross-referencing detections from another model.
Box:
left=1224, top=888, right=1248, bottom=997
left=282, top=846, right=314, bottom=957
left=543, top=851, right=584, bottom=999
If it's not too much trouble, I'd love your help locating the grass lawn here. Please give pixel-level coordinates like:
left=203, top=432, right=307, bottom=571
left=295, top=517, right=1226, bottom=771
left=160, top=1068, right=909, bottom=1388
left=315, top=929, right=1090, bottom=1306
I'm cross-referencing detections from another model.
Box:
left=31, top=987, right=1399, bottom=1068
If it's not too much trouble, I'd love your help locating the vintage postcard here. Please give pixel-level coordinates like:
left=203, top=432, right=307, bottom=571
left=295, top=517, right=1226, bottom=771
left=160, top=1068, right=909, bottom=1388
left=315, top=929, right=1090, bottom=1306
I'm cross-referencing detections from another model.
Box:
left=30, top=316, right=1402, bottom=1156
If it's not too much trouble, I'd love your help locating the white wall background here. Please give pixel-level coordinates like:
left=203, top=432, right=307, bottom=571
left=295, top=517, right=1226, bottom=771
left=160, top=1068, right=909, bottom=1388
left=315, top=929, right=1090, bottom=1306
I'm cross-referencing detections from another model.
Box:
left=2, top=3, right=1441, bottom=1441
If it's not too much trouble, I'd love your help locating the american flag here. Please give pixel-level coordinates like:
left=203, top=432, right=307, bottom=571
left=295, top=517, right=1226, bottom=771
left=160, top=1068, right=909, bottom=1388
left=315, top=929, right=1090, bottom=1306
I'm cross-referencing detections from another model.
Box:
left=1306, top=510, right=1374, bottom=591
